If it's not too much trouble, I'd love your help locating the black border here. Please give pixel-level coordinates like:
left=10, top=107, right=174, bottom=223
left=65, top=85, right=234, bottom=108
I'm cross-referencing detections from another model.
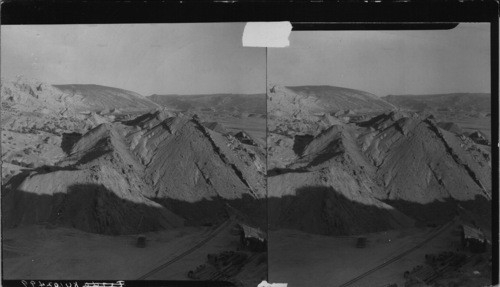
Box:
left=0, top=1, right=498, bottom=24
left=1, top=1, right=498, bottom=287
left=2, top=281, right=236, bottom=287
left=490, top=17, right=499, bottom=286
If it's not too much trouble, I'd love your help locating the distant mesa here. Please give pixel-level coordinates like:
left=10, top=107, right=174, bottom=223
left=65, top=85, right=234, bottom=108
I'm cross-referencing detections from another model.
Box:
left=148, top=93, right=266, bottom=115
left=286, top=85, right=395, bottom=111
left=383, top=93, right=491, bottom=114
left=54, top=84, right=160, bottom=112
left=268, top=85, right=396, bottom=119
left=1, top=76, right=87, bottom=113
left=1, top=76, right=161, bottom=114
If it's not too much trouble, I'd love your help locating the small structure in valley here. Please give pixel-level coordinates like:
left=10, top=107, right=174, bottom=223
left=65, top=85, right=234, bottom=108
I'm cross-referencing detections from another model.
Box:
left=136, top=235, right=147, bottom=248
left=238, top=223, right=267, bottom=252
left=461, top=225, right=487, bottom=253
left=356, top=236, right=367, bottom=248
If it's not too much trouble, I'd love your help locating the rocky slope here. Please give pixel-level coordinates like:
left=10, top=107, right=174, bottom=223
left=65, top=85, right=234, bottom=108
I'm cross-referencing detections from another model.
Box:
left=3, top=108, right=266, bottom=234
left=268, top=86, right=491, bottom=235
left=1, top=76, right=87, bottom=114
left=268, top=85, right=395, bottom=118
left=1, top=77, right=117, bottom=182
left=2, top=77, right=266, bottom=235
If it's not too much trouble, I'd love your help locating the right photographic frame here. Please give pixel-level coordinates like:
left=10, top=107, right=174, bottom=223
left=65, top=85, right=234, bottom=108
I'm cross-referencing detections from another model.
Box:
left=266, top=23, right=494, bottom=287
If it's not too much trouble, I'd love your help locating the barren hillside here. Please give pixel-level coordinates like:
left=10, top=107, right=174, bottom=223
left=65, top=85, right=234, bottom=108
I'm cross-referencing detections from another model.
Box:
left=55, top=84, right=160, bottom=112
left=268, top=85, right=395, bottom=119
left=268, top=86, right=491, bottom=235
left=3, top=111, right=266, bottom=234
left=148, top=93, right=266, bottom=115
left=2, top=78, right=266, bottom=235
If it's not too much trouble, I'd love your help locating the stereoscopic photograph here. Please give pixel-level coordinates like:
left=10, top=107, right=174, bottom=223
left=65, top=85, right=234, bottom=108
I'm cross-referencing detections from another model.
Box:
left=266, top=23, right=492, bottom=287
left=0, top=14, right=495, bottom=287
left=1, top=23, right=267, bottom=286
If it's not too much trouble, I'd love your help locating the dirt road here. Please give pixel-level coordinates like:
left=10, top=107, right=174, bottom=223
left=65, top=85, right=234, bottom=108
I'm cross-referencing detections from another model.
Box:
left=136, top=219, right=232, bottom=279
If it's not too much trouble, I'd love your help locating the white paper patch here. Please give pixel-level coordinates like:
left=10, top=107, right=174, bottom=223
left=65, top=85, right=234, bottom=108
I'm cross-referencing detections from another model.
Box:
left=257, top=280, right=288, bottom=287
left=242, top=22, right=292, bottom=48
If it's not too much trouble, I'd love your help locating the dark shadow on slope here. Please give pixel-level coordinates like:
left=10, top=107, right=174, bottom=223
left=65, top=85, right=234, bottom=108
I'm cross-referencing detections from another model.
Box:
left=2, top=165, right=267, bottom=235
left=267, top=186, right=413, bottom=236
left=121, top=110, right=177, bottom=128
left=134, top=189, right=491, bottom=239
left=292, top=134, right=314, bottom=156
left=61, top=132, right=82, bottom=155
left=2, top=183, right=183, bottom=235
left=385, top=195, right=492, bottom=233
left=191, top=120, right=254, bottom=191
left=2, top=181, right=261, bottom=284
left=74, top=137, right=112, bottom=165
left=305, top=140, right=345, bottom=168
left=2, top=168, right=267, bottom=235
left=268, top=143, right=344, bottom=176
left=34, top=165, right=79, bottom=174
left=266, top=185, right=491, bottom=237
left=122, top=111, right=157, bottom=126
left=153, top=193, right=268, bottom=230
left=267, top=167, right=309, bottom=177
left=356, top=112, right=392, bottom=128
left=3, top=171, right=491, bottom=239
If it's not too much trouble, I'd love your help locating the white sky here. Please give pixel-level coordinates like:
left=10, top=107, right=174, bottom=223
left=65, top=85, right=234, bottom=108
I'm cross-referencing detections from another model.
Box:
left=268, top=23, right=491, bottom=96
left=1, top=23, right=266, bottom=95
left=1, top=23, right=490, bottom=97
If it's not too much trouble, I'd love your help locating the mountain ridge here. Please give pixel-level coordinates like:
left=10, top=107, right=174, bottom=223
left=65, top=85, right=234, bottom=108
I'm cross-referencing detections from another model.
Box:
left=383, top=93, right=490, bottom=113
left=148, top=93, right=266, bottom=114
left=54, top=84, right=160, bottom=111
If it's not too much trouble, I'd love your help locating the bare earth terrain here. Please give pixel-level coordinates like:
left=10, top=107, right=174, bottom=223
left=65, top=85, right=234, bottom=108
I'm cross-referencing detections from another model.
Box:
left=4, top=220, right=266, bottom=286
left=267, top=85, right=492, bottom=287
left=1, top=77, right=267, bottom=286
left=270, top=220, right=491, bottom=287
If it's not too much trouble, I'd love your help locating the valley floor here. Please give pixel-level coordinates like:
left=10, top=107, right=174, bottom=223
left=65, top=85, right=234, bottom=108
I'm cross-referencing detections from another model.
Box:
left=3, top=224, right=217, bottom=280
left=435, top=113, right=491, bottom=141
left=3, top=223, right=229, bottom=279
left=268, top=220, right=488, bottom=287
left=3, top=221, right=266, bottom=287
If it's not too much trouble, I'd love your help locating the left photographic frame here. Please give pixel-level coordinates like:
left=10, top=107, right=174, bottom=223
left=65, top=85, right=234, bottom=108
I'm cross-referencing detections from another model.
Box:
left=1, top=23, right=267, bottom=286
